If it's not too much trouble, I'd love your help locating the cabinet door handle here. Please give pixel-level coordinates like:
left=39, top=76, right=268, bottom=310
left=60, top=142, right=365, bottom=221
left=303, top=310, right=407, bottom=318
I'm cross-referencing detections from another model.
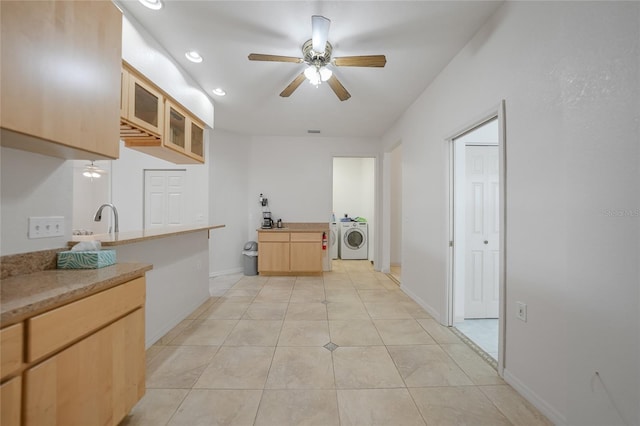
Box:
left=484, top=240, right=488, bottom=245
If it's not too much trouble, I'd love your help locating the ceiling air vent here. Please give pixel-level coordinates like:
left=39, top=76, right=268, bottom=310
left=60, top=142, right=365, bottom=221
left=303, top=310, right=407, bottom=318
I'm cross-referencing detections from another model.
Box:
left=307, top=130, right=321, bottom=134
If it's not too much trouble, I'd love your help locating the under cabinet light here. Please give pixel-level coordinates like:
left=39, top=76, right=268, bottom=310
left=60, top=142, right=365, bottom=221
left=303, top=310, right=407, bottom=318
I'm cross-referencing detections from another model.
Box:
left=212, top=88, right=226, bottom=96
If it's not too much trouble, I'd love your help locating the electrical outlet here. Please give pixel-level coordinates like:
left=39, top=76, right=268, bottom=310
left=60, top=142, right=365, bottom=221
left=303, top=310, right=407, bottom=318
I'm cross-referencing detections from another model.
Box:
left=516, top=301, right=527, bottom=322
left=28, top=216, right=65, bottom=239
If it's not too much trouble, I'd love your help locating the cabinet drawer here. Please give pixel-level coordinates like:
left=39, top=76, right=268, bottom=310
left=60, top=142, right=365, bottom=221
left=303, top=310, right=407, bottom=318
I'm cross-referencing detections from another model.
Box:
left=0, top=323, right=23, bottom=379
left=27, top=277, right=146, bottom=362
left=290, top=232, right=323, bottom=242
left=259, top=232, right=290, bottom=242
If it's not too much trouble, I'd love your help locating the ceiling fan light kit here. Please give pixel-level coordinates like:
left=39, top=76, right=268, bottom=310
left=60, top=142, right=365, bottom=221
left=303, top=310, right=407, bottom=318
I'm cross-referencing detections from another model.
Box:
left=82, top=161, right=106, bottom=180
left=248, top=15, right=386, bottom=101
left=304, top=65, right=332, bottom=86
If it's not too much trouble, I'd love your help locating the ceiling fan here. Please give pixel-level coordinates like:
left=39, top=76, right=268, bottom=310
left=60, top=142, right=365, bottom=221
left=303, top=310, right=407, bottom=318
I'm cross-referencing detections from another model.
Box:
left=82, top=161, right=106, bottom=180
left=248, top=15, right=386, bottom=101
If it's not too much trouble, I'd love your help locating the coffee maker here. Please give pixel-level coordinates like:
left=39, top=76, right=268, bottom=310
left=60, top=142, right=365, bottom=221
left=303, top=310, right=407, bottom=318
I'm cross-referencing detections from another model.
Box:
left=261, top=211, right=273, bottom=229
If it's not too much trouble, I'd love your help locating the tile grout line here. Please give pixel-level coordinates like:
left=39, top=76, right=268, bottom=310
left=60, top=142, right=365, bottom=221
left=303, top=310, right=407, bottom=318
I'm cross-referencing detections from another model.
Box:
left=328, top=273, right=353, bottom=426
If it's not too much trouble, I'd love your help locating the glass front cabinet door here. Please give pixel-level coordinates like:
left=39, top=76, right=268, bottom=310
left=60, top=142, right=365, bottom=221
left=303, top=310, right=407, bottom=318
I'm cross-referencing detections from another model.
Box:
left=165, top=101, right=186, bottom=153
left=164, top=99, right=205, bottom=162
left=189, top=120, right=205, bottom=162
left=125, top=73, right=164, bottom=136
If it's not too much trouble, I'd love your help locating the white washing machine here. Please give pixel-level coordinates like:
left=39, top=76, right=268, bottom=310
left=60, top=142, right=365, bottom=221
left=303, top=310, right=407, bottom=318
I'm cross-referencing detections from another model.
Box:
left=329, top=222, right=339, bottom=260
left=340, top=222, right=368, bottom=260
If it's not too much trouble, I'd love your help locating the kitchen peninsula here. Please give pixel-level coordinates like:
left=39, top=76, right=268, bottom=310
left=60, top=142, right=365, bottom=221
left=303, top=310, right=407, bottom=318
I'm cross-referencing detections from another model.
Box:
left=73, top=224, right=224, bottom=347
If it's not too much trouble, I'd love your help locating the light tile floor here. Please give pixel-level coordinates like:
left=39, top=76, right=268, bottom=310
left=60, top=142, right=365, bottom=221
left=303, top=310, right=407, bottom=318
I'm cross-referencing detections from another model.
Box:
left=121, top=260, right=551, bottom=426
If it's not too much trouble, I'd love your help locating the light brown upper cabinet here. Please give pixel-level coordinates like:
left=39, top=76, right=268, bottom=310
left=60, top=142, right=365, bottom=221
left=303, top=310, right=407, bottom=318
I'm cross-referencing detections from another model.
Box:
left=165, top=100, right=206, bottom=163
left=0, top=1, right=122, bottom=160
left=121, top=63, right=205, bottom=164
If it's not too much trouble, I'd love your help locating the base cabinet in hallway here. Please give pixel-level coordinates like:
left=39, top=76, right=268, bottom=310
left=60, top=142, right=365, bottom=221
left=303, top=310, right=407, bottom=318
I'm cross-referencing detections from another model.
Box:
left=258, top=231, right=323, bottom=275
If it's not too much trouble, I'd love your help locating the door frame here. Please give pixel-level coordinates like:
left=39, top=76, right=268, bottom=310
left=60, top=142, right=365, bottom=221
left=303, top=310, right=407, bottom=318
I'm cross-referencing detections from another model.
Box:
left=445, top=100, right=507, bottom=375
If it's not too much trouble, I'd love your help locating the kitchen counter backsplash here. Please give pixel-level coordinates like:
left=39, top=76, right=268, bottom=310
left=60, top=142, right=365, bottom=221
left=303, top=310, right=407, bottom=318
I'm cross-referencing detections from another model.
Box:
left=0, top=248, right=66, bottom=280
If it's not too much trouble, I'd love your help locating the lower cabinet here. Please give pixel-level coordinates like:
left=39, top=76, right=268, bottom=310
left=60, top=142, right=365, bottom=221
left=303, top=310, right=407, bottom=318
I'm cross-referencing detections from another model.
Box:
left=258, top=231, right=323, bottom=275
left=23, top=308, right=145, bottom=425
left=290, top=238, right=323, bottom=272
left=0, top=274, right=146, bottom=426
left=0, top=377, right=21, bottom=426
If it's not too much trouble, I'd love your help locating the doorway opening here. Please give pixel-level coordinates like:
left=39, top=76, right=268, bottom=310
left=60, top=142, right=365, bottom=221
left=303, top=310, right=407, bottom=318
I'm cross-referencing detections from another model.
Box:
left=448, top=104, right=506, bottom=372
left=332, top=157, right=376, bottom=266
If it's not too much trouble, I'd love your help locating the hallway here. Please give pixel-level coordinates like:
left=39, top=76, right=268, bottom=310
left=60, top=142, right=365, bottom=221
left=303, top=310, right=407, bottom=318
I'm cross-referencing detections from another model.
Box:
left=122, top=260, right=550, bottom=425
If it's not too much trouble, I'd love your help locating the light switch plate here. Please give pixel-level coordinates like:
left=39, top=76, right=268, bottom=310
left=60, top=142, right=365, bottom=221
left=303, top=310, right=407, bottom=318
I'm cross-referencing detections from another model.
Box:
left=28, top=216, right=65, bottom=239
left=516, top=301, right=527, bottom=322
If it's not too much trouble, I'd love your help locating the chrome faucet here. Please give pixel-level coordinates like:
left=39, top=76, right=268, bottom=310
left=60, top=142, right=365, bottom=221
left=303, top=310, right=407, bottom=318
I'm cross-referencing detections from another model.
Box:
left=94, top=203, right=119, bottom=233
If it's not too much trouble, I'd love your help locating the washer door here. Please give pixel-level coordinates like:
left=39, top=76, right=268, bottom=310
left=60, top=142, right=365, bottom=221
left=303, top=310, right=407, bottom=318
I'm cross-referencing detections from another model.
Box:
left=344, top=228, right=366, bottom=249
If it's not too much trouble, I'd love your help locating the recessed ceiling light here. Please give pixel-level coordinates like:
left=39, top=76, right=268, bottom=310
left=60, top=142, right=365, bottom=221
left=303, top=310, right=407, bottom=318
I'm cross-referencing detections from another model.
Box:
left=138, top=0, right=162, bottom=10
left=212, top=88, right=226, bottom=97
left=185, top=50, right=203, bottom=63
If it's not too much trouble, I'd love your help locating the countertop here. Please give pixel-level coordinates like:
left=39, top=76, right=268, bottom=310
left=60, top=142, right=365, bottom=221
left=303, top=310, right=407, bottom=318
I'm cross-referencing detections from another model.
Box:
left=257, top=222, right=329, bottom=233
left=0, top=262, right=152, bottom=326
left=71, top=224, right=225, bottom=246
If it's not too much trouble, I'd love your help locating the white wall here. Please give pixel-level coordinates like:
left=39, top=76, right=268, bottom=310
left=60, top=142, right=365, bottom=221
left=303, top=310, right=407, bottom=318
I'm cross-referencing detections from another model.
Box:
left=246, top=136, right=381, bottom=248
left=382, top=2, right=639, bottom=425
left=112, top=140, right=209, bottom=232
left=390, top=144, right=402, bottom=265
left=209, top=129, right=251, bottom=276
left=72, top=160, right=111, bottom=234
left=0, top=147, right=73, bottom=256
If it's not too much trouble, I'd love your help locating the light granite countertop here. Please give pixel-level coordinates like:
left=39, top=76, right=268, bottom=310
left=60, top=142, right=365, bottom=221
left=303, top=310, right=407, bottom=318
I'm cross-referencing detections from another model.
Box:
left=257, top=222, right=329, bottom=233
left=71, top=224, right=225, bottom=247
left=0, top=262, right=152, bottom=326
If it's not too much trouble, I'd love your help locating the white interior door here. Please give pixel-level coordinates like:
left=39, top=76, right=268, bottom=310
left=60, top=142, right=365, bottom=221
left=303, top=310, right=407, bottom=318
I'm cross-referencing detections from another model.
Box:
left=464, top=145, right=499, bottom=318
left=144, top=170, right=186, bottom=229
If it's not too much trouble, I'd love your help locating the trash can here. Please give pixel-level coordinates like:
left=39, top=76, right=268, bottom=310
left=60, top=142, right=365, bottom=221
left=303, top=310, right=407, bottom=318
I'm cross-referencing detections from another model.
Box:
left=242, top=241, right=258, bottom=276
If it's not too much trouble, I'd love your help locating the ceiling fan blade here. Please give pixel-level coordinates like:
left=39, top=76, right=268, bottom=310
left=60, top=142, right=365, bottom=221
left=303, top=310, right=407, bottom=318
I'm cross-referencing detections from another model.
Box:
left=334, top=55, right=387, bottom=67
left=280, top=72, right=306, bottom=98
left=248, top=53, right=303, bottom=63
left=311, top=15, right=330, bottom=52
left=327, top=75, right=351, bottom=101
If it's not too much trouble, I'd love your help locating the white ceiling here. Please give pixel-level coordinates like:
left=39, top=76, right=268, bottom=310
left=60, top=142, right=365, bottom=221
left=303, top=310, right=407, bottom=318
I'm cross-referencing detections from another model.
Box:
left=117, top=1, right=502, bottom=138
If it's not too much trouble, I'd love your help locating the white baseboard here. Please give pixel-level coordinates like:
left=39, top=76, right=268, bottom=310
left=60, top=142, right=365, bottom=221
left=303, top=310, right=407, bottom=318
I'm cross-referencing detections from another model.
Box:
left=209, top=267, right=243, bottom=277
left=503, top=368, right=566, bottom=426
left=400, top=285, right=441, bottom=321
